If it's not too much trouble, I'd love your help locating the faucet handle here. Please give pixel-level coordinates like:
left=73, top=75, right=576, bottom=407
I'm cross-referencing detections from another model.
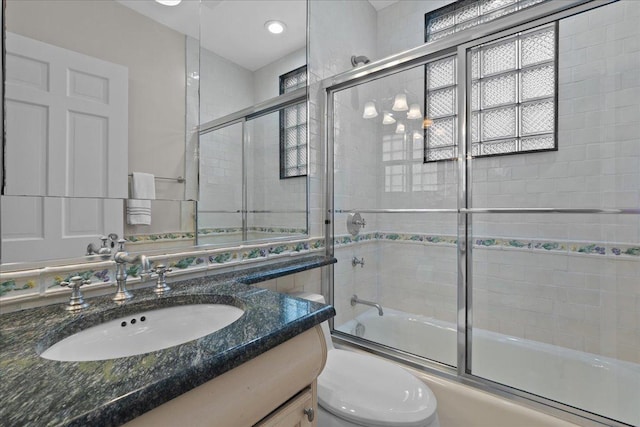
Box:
left=152, top=264, right=172, bottom=295
left=60, top=276, right=91, bottom=312
left=152, top=264, right=172, bottom=275
left=60, top=276, right=91, bottom=289
left=99, top=236, right=109, bottom=248
left=117, top=239, right=127, bottom=252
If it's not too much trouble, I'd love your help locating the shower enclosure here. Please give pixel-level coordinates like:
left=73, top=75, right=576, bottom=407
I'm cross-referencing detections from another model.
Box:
left=197, top=88, right=308, bottom=246
left=325, top=1, right=639, bottom=426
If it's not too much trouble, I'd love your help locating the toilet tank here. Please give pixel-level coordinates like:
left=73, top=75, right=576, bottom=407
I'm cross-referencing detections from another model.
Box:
left=292, top=292, right=335, bottom=351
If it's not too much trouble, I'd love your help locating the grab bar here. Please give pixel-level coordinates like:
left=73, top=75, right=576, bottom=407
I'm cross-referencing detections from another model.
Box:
left=351, top=294, right=383, bottom=316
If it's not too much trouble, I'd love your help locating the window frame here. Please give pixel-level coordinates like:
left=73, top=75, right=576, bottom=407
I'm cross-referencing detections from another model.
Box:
left=279, top=65, right=308, bottom=179
left=423, top=1, right=558, bottom=163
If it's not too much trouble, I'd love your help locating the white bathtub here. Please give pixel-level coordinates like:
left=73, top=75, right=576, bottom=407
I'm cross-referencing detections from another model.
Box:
left=338, top=307, right=640, bottom=426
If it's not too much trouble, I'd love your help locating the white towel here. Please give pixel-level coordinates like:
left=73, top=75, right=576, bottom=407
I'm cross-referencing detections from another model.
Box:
left=127, top=199, right=152, bottom=225
left=127, top=172, right=156, bottom=225
left=131, top=172, right=156, bottom=200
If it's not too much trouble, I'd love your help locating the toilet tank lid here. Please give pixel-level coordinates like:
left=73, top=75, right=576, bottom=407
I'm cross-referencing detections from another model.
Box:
left=291, top=292, right=326, bottom=304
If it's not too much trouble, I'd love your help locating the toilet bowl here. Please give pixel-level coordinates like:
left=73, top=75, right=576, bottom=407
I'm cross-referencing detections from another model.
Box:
left=295, top=293, right=440, bottom=427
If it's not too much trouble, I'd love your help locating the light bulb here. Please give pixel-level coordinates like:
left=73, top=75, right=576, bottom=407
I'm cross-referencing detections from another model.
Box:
left=392, top=93, right=409, bottom=111
left=265, top=20, right=286, bottom=34
left=407, top=104, right=423, bottom=120
left=362, top=102, right=378, bottom=119
left=395, top=122, right=405, bottom=134
left=382, top=112, right=396, bottom=125
left=422, top=118, right=434, bottom=128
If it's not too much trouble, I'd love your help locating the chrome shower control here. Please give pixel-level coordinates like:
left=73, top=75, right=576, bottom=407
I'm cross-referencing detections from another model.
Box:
left=346, top=212, right=366, bottom=236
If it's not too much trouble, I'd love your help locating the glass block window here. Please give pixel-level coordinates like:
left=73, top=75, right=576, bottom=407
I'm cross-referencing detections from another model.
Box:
left=424, top=24, right=556, bottom=162
left=470, top=24, right=557, bottom=157
left=425, top=0, right=548, bottom=42
left=424, top=55, right=458, bottom=162
left=279, top=65, right=307, bottom=179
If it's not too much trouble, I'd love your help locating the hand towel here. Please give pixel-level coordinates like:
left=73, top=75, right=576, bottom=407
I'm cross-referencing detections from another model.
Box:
left=131, top=172, right=156, bottom=200
left=127, top=172, right=156, bottom=225
left=126, top=199, right=152, bottom=225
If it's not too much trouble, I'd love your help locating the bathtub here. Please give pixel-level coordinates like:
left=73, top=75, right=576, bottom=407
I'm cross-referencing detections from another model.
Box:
left=337, top=307, right=640, bottom=426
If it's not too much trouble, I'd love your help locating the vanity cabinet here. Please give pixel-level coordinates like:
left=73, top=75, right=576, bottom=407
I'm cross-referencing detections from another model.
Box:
left=255, top=387, right=315, bottom=427
left=124, top=325, right=326, bottom=427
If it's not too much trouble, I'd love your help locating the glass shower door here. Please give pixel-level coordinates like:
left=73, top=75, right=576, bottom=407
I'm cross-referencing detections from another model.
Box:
left=330, top=63, right=459, bottom=367
left=466, top=2, right=640, bottom=425
left=198, top=121, right=244, bottom=244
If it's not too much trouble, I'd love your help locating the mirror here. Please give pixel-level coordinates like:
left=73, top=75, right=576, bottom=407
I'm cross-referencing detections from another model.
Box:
left=195, top=0, right=308, bottom=247
left=1, top=0, right=308, bottom=265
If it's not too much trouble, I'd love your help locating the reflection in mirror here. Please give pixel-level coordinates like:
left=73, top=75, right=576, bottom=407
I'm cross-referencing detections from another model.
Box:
left=1, top=0, right=309, bottom=266
left=3, top=0, right=197, bottom=200
left=0, top=195, right=195, bottom=265
left=1, top=0, right=199, bottom=266
left=195, top=0, right=308, bottom=247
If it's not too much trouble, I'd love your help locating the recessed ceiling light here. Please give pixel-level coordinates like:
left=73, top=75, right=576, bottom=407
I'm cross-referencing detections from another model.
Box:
left=265, top=20, right=286, bottom=35
left=155, top=0, right=182, bottom=6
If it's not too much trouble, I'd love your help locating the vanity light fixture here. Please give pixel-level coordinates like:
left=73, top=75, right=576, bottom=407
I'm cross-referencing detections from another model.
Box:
left=155, top=0, right=182, bottom=5
left=265, top=20, right=287, bottom=34
left=362, top=101, right=378, bottom=119
left=382, top=112, right=396, bottom=125
left=407, top=104, right=423, bottom=120
left=395, top=122, right=406, bottom=134
left=413, top=131, right=423, bottom=140
left=392, top=94, right=409, bottom=111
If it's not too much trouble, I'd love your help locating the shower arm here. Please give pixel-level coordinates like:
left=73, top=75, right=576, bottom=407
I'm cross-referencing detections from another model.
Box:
left=351, top=294, right=383, bottom=316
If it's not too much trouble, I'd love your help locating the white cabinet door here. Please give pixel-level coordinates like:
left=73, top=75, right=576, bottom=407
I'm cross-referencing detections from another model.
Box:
left=4, top=32, right=128, bottom=198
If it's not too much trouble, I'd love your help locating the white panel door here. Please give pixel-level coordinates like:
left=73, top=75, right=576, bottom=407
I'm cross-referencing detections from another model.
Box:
left=4, top=32, right=128, bottom=198
left=1, top=33, right=128, bottom=262
left=1, top=196, right=124, bottom=264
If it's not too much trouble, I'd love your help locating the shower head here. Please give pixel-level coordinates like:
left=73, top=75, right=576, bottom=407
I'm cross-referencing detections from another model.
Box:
left=351, top=55, right=371, bottom=67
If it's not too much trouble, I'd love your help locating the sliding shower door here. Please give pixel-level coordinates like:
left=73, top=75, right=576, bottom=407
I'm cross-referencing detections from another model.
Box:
left=198, top=121, right=244, bottom=244
left=467, top=3, right=640, bottom=425
left=327, top=1, right=639, bottom=426
left=197, top=90, right=309, bottom=247
left=330, top=63, right=459, bottom=367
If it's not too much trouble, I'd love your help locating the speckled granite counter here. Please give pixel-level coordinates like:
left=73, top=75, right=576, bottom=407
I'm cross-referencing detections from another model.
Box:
left=0, top=256, right=336, bottom=427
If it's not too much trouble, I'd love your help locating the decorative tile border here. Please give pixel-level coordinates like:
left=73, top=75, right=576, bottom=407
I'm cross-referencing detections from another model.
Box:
left=126, top=232, right=195, bottom=244
left=334, top=232, right=640, bottom=259
left=0, top=237, right=325, bottom=300
left=2, top=231, right=637, bottom=301
left=126, top=228, right=307, bottom=245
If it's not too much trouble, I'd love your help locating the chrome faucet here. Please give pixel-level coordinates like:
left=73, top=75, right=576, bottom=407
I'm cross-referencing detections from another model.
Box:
left=351, top=294, right=383, bottom=316
left=86, top=233, right=118, bottom=259
left=113, top=239, right=149, bottom=302
left=60, top=276, right=91, bottom=312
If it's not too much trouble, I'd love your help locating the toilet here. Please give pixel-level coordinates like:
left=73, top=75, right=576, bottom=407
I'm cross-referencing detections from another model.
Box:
left=296, top=293, right=440, bottom=427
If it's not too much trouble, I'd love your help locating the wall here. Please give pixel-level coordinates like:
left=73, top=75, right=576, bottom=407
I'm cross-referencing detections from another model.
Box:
left=331, top=0, right=640, bottom=365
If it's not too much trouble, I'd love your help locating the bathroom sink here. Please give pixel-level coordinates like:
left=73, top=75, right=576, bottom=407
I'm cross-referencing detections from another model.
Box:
left=40, top=303, right=245, bottom=362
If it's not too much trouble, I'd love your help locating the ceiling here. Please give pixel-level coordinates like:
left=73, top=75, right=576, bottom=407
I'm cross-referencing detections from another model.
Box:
left=117, top=0, right=398, bottom=71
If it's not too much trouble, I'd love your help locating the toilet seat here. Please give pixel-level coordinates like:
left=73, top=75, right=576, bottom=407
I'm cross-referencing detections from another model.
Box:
left=318, top=349, right=438, bottom=427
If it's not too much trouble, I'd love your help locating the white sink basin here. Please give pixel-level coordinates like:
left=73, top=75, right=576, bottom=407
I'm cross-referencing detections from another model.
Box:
left=41, top=304, right=245, bottom=362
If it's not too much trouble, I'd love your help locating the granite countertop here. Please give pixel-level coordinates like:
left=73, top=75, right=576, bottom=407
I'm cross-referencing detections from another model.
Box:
left=0, top=256, right=336, bottom=427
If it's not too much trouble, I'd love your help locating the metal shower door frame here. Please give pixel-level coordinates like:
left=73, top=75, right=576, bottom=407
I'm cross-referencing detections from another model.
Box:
left=323, top=1, right=631, bottom=426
